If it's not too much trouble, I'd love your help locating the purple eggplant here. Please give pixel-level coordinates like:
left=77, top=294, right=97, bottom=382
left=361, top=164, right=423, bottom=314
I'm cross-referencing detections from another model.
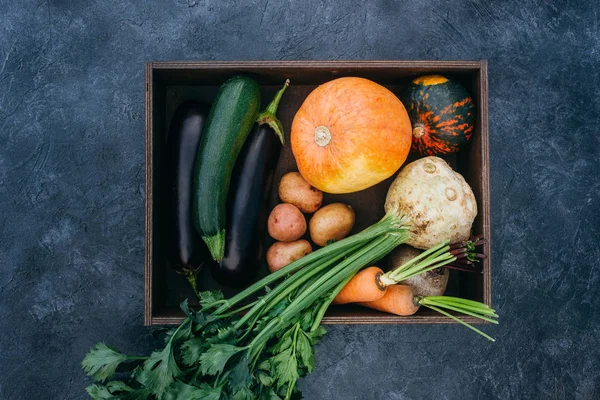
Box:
left=164, top=101, right=210, bottom=293
left=212, top=80, right=289, bottom=287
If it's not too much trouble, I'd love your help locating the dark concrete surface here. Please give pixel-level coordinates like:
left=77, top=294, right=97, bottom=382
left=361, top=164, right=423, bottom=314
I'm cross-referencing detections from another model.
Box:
left=0, top=1, right=599, bottom=399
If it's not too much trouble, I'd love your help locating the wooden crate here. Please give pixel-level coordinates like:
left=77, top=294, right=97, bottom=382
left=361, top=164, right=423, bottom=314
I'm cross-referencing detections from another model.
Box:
left=145, top=60, right=490, bottom=326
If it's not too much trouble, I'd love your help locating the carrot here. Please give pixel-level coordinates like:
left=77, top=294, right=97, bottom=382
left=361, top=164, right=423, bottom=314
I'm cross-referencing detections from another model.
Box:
left=332, top=237, right=484, bottom=305
left=359, top=284, right=420, bottom=315
left=359, top=285, right=499, bottom=341
left=332, top=266, right=386, bottom=305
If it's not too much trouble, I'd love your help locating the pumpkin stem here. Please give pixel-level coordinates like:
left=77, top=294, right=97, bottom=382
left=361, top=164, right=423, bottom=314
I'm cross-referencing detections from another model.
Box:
left=413, top=124, right=426, bottom=139
left=314, top=125, right=332, bottom=147
left=256, top=79, right=290, bottom=145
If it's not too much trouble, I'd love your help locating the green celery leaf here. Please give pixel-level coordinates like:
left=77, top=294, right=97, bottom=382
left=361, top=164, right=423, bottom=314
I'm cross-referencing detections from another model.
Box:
left=308, top=326, right=327, bottom=345
left=253, top=298, right=291, bottom=334
left=272, top=348, right=299, bottom=391
left=120, top=389, right=151, bottom=400
left=128, top=370, right=159, bottom=399
left=174, top=318, right=195, bottom=343
left=195, top=383, right=223, bottom=400
left=290, top=386, right=305, bottom=400
left=207, top=326, right=238, bottom=345
left=253, top=315, right=272, bottom=335
left=296, top=333, right=315, bottom=373
left=180, top=337, right=207, bottom=366
left=257, top=359, right=271, bottom=372
left=163, top=328, right=178, bottom=345
left=132, top=366, right=148, bottom=385
left=85, top=384, right=113, bottom=400
left=141, top=342, right=183, bottom=397
left=269, top=299, right=290, bottom=318
left=299, top=309, right=314, bottom=332
left=163, top=318, right=194, bottom=345
left=199, top=290, right=225, bottom=309
left=229, top=355, right=252, bottom=392
left=231, top=387, right=254, bottom=400
left=202, top=316, right=228, bottom=333
left=200, top=344, right=246, bottom=376
left=256, top=370, right=274, bottom=387
left=180, top=299, right=192, bottom=317
left=192, top=307, right=220, bottom=329
left=106, top=381, right=133, bottom=393
left=162, top=381, right=222, bottom=400
left=259, top=388, right=282, bottom=400
left=269, top=328, right=293, bottom=354
left=82, top=343, right=129, bottom=382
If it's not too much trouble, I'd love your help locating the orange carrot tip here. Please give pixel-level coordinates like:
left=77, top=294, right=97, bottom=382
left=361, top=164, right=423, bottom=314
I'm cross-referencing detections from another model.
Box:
left=358, top=285, right=420, bottom=316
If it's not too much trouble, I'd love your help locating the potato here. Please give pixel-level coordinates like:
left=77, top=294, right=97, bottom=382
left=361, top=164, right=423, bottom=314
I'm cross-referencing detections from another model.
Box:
left=267, top=240, right=313, bottom=272
left=309, top=203, right=355, bottom=247
left=267, top=203, right=307, bottom=242
left=278, top=172, right=323, bottom=213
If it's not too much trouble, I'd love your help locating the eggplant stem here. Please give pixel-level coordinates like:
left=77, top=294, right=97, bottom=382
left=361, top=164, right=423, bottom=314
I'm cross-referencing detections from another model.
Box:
left=256, top=79, right=290, bottom=145
left=185, top=274, right=202, bottom=300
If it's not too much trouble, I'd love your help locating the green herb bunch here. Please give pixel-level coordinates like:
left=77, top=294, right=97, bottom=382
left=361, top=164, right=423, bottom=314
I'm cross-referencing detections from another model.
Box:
left=83, top=215, right=410, bottom=400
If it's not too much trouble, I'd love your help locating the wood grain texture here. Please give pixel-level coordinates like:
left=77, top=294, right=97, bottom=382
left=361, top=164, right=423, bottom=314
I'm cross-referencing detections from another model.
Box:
left=144, top=62, right=153, bottom=326
left=145, top=61, right=491, bottom=326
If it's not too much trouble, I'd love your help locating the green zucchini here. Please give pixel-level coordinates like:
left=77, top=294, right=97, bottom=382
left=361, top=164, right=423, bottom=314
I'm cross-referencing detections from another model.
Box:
left=193, top=75, right=261, bottom=262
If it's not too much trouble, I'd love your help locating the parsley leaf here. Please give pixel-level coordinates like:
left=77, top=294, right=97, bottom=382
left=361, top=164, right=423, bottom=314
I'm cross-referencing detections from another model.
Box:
left=200, top=344, right=246, bottom=376
left=82, top=343, right=130, bottom=382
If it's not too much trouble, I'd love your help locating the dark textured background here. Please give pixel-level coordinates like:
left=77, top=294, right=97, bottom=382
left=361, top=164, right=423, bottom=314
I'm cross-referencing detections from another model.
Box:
left=1, top=1, right=598, bottom=399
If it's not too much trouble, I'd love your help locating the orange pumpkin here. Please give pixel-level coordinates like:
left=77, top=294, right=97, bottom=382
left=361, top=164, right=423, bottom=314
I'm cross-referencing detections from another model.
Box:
left=291, top=77, right=412, bottom=194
